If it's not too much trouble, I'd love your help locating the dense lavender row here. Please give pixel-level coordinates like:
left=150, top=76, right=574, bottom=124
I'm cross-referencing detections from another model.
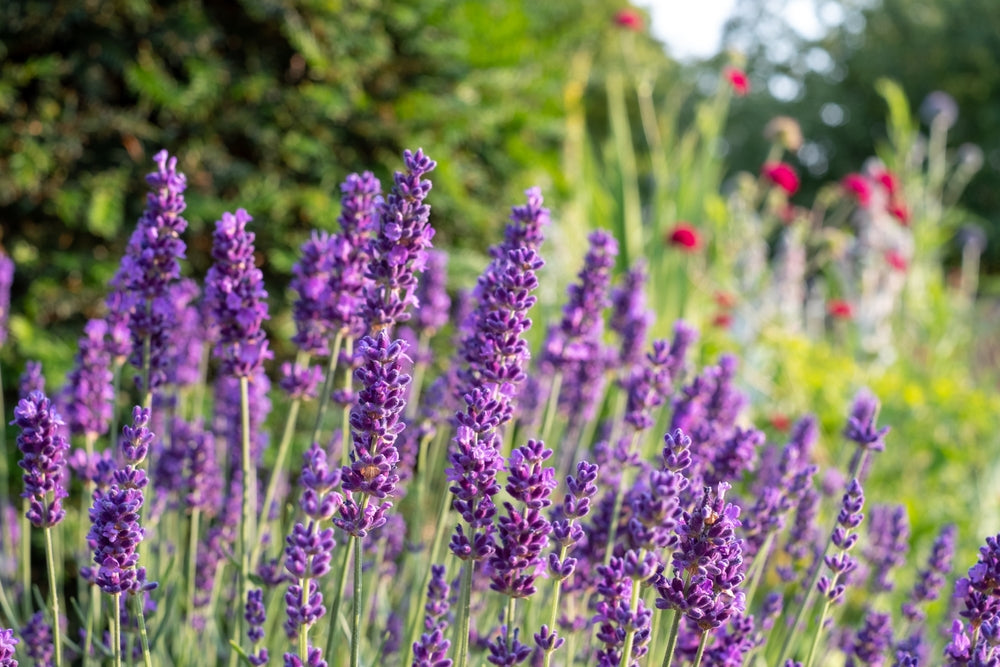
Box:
left=0, top=149, right=995, bottom=667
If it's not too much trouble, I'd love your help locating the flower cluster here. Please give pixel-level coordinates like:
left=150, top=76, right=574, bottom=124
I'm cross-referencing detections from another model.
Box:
left=59, top=318, right=115, bottom=440
left=13, top=390, right=70, bottom=527
left=364, top=149, right=436, bottom=332
left=204, top=208, right=272, bottom=378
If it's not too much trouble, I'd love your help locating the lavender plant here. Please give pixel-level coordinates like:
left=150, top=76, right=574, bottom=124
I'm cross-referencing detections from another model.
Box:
left=1, top=146, right=997, bottom=667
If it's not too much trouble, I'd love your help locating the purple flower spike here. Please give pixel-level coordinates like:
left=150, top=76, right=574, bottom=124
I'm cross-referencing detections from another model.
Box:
left=610, top=260, right=651, bottom=369
left=290, top=230, right=338, bottom=356
left=299, top=442, right=342, bottom=522
left=280, top=361, right=324, bottom=400
left=340, top=331, right=410, bottom=501
left=246, top=588, right=269, bottom=666
left=414, top=249, right=451, bottom=337
left=283, top=520, right=335, bottom=639
left=13, top=391, right=70, bottom=527
left=60, top=319, right=115, bottom=439
left=817, top=478, right=865, bottom=605
left=413, top=627, right=452, bottom=667
left=21, top=612, right=51, bottom=666
left=0, top=251, right=13, bottom=348
left=422, top=564, right=451, bottom=632
left=205, top=208, right=272, bottom=378
left=903, top=524, right=955, bottom=624
left=0, top=627, right=18, bottom=666
left=845, top=610, right=893, bottom=667
left=283, top=644, right=328, bottom=667
left=844, top=388, right=890, bottom=452
left=18, top=361, right=45, bottom=398
left=864, top=504, right=910, bottom=593
left=486, top=626, right=532, bottom=666
left=364, top=149, right=437, bottom=333
left=84, top=409, right=155, bottom=595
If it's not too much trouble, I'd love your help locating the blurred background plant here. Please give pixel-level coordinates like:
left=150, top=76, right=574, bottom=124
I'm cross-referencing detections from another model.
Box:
left=2, top=0, right=999, bottom=647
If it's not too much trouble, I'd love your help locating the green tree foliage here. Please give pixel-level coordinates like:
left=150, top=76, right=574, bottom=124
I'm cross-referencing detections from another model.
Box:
left=719, top=0, right=1000, bottom=274
left=0, top=0, right=632, bottom=359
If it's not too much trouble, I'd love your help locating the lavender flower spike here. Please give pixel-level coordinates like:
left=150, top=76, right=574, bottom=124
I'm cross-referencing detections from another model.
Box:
left=0, top=251, right=12, bottom=348
left=844, top=388, right=890, bottom=452
left=364, top=149, right=437, bottom=332
left=13, top=391, right=70, bottom=527
left=246, top=588, right=269, bottom=666
left=204, top=208, right=273, bottom=378
left=60, top=319, right=114, bottom=439
left=0, top=627, right=18, bottom=667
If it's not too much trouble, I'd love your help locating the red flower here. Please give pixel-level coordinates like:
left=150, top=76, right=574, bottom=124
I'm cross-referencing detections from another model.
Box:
left=769, top=413, right=791, bottom=432
left=711, top=312, right=733, bottom=329
left=874, top=169, right=900, bottom=198
left=761, top=162, right=800, bottom=196
left=885, top=249, right=908, bottom=272
left=827, top=299, right=854, bottom=320
left=714, top=291, right=737, bottom=309
left=841, top=173, right=872, bottom=208
left=724, top=66, right=750, bottom=97
left=614, top=8, right=644, bottom=31
left=887, top=201, right=910, bottom=226
left=667, top=223, right=702, bottom=251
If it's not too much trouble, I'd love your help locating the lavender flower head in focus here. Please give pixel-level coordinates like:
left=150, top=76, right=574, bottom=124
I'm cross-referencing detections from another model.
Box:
left=364, top=149, right=436, bottom=333
left=205, top=208, right=272, bottom=378
left=0, top=627, right=16, bottom=667
left=13, top=390, right=70, bottom=528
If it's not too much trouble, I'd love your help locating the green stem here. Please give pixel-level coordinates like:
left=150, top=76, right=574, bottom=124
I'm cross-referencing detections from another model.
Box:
left=742, top=532, right=776, bottom=609
left=540, top=371, right=563, bottom=446
left=112, top=592, right=122, bottom=667
left=254, top=394, right=303, bottom=568
left=133, top=592, right=153, bottom=667
left=300, top=576, right=311, bottom=662
left=44, top=525, right=63, bottom=667
left=454, top=560, right=475, bottom=667
left=83, top=587, right=99, bottom=667
left=404, top=331, right=431, bottom=420
left=231, top=376, right=254, bottom=667
left=326, top=544, right=353, bottom=660
left=604, top=432, right=640, bottom=566
left=187, top=509, right=201, bottom=617
left=618, top=566, right=643, bottom=667
left=20, top=504, right=29, bottom=620
left=803, top=598, right=833, bottom=667
left=351, top=534, right=363, bottom=667
left=660, top=608, right=680, bottom=667
left=339, top=337, right=355, bottom=468
left=311, top=332, right=345, bottom=450
left=692, top=631, right=710, bottom=667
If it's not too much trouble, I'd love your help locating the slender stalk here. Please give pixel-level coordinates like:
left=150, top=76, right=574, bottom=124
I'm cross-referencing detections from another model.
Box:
left=692, top=631, right=710, bottom=667
left=186, top=509, right=201, bottom=617
left=351, top=534, right=363, bottom=667
left=20, top=506, right=30, bottom=620
left=504, top=596, right=516, bottom=653
left=618, top=553, right=645, bottom=667
left=339, top=336, right=355, bottom=468
left=44, top=524, right=63, bottom=667
left=83, top=587, right=100, bottom=667
left=254, top=394, right=303, bottom=568
left=299, top=576, right=310, bottom=663
left=133, top=592, right=153, bottom=667
left=742, top=532, right=777, bottom=608
left=404, top=331, right=431, bottom=420
left=112, top=592, right=123, bottom=667
left=231, top=376, right=254, bottom=667
left=326, top=543, right=353, bottom=660
left=540, top=371, right=563, bottom=446
left=311, top=332, right=345, bottom=449
left=660, top=608, right=681, bottom=667
left=453, top=561, right=475, bottom=667
left=803, top=597, right=833, bottom=667
left=543, top=544, right=571, bottom=667
left=604, top=432, right=641, bottom=565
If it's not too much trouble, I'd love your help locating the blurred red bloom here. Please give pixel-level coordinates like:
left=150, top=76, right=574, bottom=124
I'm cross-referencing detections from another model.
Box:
left=711, top=312, right=733, bottom=329
left=667, top=223, right=702, bottom=251
left=874, top=169, right=900, bottom=198
left=885, top=250, right=908, bottom=272
left=827, top=299, right=854, bottom=320
left=761, top=162, right=800, bottom=196
left=887, top=201, right=910, bottom=226
left=614, top=8, right=643, bottom=31
left=714, top=291, right=737, bottom=309
left=724, top=66, right=750, bottom=96
left=841, top=173, right=872, bottom=207
left=769, top=413, right=791, bottom=432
